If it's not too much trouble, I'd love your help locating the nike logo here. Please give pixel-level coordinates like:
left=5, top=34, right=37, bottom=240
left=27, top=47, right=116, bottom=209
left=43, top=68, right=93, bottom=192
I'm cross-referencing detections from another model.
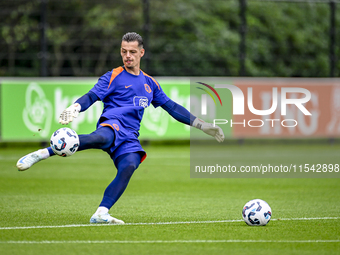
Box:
left=125, top=85, right=132, bottom=88
left=19, top=157, right=26, bottom=164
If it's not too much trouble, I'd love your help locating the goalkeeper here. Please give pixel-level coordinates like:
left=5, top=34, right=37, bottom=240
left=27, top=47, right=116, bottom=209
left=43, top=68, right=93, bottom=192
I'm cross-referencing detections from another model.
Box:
left=16, top=32, right=224, bottom=224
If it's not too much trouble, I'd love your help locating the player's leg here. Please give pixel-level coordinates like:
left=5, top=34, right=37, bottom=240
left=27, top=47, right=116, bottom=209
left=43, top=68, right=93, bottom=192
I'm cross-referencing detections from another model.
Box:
left=90, top=152, right=142, bottom=224
left=16, top=126, right=115, bottom=171
left=77, top=126, right=115, bottom=151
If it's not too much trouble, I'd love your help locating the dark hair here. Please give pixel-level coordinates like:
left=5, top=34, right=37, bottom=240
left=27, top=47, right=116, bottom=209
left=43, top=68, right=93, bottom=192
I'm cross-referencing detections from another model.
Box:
left=122, top=32, right=143, bottom=48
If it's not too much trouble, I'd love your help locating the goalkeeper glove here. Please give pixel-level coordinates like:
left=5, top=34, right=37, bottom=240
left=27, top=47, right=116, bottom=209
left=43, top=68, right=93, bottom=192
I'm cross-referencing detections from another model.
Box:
left=59, top=103, right=81, bottom=125
left=192, top=118, right=225, bottom=143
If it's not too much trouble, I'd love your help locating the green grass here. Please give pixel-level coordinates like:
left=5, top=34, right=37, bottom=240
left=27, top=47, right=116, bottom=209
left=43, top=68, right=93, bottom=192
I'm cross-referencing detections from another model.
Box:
left=0, top=143, right=339, bottom=254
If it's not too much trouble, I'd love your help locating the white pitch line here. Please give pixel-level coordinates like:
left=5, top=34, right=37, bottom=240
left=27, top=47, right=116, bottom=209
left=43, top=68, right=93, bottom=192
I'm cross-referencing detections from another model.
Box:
left=0, top=240, right=339, bottom=244
left=0, top=220, right=241, bottom=230
left=0, top=217, right=339, bottom=231
left=278, top=217, right=339, bottom=221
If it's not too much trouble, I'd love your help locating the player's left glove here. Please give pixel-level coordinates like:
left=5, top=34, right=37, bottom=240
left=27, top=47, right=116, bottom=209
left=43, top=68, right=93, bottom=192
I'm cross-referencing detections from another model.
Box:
left=59, top=103, right=81, bottom=125
left=192, top=118, right=225, bottom=143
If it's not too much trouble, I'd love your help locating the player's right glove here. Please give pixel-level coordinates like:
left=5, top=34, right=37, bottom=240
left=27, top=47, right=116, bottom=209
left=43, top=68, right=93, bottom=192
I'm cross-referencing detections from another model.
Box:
left=192, top=118, right=225, bottom=143
left=59, top=103, right=81, bottom=125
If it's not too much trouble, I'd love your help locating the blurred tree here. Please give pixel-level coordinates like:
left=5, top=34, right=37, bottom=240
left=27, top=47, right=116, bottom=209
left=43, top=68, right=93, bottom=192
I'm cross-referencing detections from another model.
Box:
left=83, top=0, right=142, bottom=76
left=246, top=1, right=330, bottom=77
left=0, top=1, right=40, bottom=76
left=149, top=0, right=240, bottom=76
left=0, top=0, right=338, bottom=77
left=46, top=0, right=84, bottom=76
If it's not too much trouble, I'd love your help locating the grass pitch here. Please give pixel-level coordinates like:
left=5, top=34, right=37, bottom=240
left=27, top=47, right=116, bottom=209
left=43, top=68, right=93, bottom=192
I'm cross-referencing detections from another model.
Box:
left=0, top=142, right=339, bottom=254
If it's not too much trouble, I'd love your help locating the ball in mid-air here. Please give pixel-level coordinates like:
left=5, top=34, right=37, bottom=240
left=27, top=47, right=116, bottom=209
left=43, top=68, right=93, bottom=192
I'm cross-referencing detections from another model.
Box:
left=242, top=199, right=272, bottom=226
left=50, top=127, right=79, bottom=157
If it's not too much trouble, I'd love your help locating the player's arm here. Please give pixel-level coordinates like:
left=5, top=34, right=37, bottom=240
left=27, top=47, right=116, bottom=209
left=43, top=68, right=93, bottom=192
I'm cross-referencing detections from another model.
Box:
left=59, top=71, right=110, bottom=125
left=161, top=99, right=224, bottom=143
left=59, top=91, right=99, bottom=125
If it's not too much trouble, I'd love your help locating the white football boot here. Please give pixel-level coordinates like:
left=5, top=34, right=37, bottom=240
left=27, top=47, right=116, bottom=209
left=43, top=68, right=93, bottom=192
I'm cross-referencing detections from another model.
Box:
left=16, top=149, right=48, bottom=171
left=90, top=213, right=125, bottom=224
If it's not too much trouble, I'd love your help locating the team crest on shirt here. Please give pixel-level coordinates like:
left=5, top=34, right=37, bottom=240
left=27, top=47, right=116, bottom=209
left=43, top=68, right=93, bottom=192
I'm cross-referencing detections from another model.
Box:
left=134, top=96, right=149, bottom=108
left=144, top=84, right=152, bottom=93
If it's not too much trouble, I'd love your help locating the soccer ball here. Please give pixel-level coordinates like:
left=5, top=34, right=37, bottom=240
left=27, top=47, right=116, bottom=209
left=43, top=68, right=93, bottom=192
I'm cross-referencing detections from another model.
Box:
left=50, top=127, right=79, bottom=157
left=242, top=199, right=272, bottom=226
